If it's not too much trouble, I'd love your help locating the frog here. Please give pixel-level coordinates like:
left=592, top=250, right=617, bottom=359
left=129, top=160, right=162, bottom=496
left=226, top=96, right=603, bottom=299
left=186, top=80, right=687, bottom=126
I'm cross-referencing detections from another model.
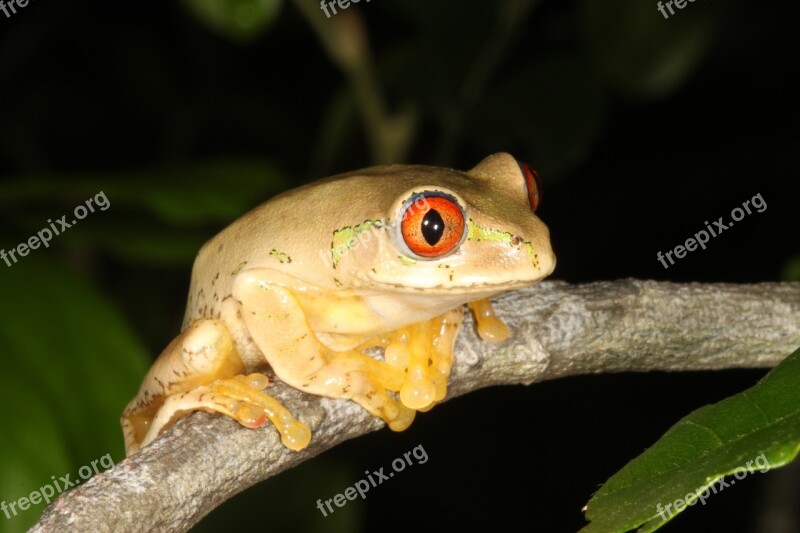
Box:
left=121, top=152, right=556, bottom=456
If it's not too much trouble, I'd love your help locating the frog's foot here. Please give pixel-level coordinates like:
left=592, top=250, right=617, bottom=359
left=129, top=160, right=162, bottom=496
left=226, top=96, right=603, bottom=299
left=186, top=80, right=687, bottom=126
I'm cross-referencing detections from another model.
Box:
left=381, top=308, right=464, bottom=411
left=233, top=271, right=416, bottom=433
left=122, top=318, right=309, bottom=456
left=298, top=344, right=416, bottom=431
left=141, top=373, right=310, bottom=453
left=468, top=298, right=509, bottom=343
left=302, top=356, right=417, bottom=431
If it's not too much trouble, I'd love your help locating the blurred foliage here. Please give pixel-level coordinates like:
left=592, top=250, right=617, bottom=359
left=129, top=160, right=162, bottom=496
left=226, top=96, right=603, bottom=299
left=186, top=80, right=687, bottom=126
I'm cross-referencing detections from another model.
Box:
left=0, top=260, right=148, bottom=532
left=0, top=0, right=797, bottom=531
left=579, top=0, right=724, bottom=99
left=0, top=160, right=288, bottom=266
left=783, top=256, right=800, bottom=282
left=182, top=0, right=284, bottom=43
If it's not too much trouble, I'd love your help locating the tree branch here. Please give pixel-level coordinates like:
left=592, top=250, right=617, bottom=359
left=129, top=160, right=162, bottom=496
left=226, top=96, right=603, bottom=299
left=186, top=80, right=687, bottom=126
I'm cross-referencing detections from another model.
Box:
left=32, top=280, right=800, bottom=532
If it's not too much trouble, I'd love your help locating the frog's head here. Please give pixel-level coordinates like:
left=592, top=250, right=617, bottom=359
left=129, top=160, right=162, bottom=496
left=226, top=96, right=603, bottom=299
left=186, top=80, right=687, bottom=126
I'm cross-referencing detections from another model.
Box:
left=343, top=153, right=556, bottom=294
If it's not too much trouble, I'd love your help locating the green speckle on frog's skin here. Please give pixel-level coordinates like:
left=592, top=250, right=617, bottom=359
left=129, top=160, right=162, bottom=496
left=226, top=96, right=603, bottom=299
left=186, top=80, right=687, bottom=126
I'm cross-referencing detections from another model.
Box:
left=399, top=256, right=417, bottom=266
left=467, top=219, right=540, bottom=268
left=269, top=249, right=292, bottom=264
left=232, top=261, right=248, bottom=275
left=330, top=220, right=385, bottom=268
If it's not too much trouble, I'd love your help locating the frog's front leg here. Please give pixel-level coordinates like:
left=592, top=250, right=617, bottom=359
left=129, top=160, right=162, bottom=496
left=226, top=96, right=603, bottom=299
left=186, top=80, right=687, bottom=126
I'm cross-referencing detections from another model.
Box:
left=381, top=308, right=464, bottom=411
left=233, top=270, right=416, bottom=431
left=380, top=298, right=505, bottom=413
left=468, top=298, right=510, bottom=343
left=121, top=319, right=310, bottom=455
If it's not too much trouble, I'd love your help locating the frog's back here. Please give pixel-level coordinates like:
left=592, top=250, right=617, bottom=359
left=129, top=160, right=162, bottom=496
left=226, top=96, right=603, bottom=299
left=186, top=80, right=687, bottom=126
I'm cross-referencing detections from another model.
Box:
left=181, top=169, right=400, bottom=326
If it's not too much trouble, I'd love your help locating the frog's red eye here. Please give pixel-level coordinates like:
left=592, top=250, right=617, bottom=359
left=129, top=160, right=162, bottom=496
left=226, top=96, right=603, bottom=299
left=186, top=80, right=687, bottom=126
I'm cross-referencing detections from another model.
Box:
left=518, top=160, right=542, bottom=212
left=400, top=193, right=465, bottom=259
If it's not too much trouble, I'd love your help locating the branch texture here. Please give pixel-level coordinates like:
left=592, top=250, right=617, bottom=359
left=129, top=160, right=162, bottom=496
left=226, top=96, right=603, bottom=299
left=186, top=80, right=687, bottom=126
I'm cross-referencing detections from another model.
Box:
left=32, top=280, right=800, bottom=532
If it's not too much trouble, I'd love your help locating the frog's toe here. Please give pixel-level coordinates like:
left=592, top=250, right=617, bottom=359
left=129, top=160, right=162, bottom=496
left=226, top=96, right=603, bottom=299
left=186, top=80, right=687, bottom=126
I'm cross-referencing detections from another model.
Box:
left=373, top=389, right=416, bottom=431
left=350, top=384, right=416, bottom=431
left=399, top=368, right=437, bottom=410
left=396, top=326, right=439, bottom=410
left=387, top=404, right=416, bottom=431
left=384, top=341, right=410, bottom=369
left=385, top=338, right=438, bottom=409
left=469, top=299, right=510, bottom=343
left=237, top=372, right=271, bottom=391
left=209, top=374, right=311, bottom=451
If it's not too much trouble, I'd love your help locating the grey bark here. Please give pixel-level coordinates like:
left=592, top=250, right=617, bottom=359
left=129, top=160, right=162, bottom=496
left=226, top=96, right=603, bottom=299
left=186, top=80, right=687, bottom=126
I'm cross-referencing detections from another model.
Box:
left=31, top=280, right=800, bottom=533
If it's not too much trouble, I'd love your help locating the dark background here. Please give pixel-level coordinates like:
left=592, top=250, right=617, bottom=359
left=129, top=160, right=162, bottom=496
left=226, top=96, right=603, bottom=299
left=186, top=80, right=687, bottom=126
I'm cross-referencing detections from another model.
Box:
left=0, top=0, right=798, bottom=532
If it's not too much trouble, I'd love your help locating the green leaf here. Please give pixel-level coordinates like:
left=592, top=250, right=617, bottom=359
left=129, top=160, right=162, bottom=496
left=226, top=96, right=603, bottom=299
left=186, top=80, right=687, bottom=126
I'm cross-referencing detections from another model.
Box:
left=0, top=259, right=150, bottom=531
left=582, top=346, right=800, bottom=532
left=181, top=0, right=283, bottom=44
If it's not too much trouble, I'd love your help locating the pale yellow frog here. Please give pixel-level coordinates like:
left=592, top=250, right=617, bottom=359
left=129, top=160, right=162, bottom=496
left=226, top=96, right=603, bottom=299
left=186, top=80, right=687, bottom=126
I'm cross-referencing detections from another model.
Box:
left=122, top=153, right=555, bottom=455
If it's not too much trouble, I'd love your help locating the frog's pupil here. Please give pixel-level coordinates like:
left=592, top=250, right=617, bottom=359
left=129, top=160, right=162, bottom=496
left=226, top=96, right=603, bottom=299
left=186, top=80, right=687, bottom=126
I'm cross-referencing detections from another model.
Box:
left=421, top=209, right=444, bottom=245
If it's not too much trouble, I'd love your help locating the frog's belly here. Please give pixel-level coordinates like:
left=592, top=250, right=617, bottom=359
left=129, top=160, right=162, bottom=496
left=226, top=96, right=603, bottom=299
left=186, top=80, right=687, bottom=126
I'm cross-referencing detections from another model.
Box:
left=295, top=289, right=499, bottom=341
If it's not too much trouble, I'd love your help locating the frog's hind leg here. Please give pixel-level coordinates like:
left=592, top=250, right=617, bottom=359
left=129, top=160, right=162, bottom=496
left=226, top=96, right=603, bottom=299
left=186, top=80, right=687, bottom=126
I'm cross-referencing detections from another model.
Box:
left=233, top=271, right=416, bottom=432
left=121, top=319, right=309, bottom=455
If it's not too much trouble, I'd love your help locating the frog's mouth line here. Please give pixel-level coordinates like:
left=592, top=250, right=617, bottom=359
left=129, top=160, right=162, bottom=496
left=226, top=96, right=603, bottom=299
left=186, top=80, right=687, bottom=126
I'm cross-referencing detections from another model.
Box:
left=364, top=277, right=548, bottom=294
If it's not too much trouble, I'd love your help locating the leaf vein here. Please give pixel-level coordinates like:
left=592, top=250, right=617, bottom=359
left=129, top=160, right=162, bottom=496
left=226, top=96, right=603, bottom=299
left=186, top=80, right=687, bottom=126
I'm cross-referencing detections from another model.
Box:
left=683, top=420, right=724, bottom=446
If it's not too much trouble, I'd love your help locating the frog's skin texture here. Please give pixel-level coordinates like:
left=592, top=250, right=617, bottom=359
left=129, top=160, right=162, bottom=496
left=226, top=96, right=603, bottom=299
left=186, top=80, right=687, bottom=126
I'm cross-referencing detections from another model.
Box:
left=121, top=153, right=556, bottom=455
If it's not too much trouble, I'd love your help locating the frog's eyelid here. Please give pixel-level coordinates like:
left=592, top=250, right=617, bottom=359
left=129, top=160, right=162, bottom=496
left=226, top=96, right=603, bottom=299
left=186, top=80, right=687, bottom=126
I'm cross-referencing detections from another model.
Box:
left=516, top=160, right=542, bottom=212
left=396, top=189, right=466, bottom=224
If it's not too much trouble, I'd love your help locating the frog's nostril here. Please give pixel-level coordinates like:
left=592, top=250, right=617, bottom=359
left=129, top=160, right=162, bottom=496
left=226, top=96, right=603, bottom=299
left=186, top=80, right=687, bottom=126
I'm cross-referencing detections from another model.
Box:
left=511, top=235, right=524, bottom=246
